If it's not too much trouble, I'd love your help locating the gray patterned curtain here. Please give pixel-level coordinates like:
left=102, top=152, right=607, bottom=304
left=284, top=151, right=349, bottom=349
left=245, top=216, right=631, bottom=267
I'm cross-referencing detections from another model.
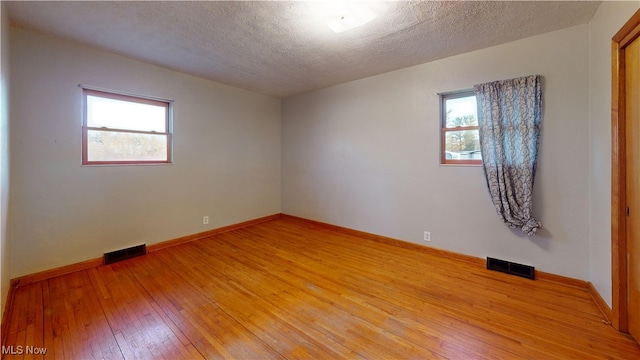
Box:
left=474, top=75, right=542, bottom=236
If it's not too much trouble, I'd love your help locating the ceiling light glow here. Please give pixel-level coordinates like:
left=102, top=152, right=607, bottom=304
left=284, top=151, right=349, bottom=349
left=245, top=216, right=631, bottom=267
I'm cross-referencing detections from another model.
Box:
left=312, top=1, right=378, bottom=33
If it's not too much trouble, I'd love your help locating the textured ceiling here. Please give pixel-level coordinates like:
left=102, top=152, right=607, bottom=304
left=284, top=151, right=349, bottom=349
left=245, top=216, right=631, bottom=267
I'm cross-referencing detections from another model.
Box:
left=7, top=1, right=601, bottom=98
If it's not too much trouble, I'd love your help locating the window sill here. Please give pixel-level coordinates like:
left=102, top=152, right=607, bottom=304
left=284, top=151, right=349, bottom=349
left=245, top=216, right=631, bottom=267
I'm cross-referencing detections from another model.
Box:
left=440, top=162, right=483, bottom=167
left=82, top=162, right=173, bottom=167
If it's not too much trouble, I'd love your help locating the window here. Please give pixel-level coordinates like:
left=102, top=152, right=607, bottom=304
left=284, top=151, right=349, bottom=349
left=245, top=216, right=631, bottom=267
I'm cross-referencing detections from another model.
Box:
left=82, top=89, right=172, bottom=165
left=440, top=90, right=482, bottom=165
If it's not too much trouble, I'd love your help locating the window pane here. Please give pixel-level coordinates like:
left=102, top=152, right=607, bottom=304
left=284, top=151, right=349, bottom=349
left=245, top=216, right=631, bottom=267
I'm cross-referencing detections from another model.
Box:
left=445, top=96, right=478, bottom=128
left=87, top=95, right=166, bottom=132
left=445, top=130, right=482, bottom=160
left=87, top=130, right=168, bottom=162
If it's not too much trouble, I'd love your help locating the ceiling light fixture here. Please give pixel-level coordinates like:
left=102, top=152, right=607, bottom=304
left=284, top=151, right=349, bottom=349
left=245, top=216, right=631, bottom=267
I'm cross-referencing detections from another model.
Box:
left=312, top=1, right=378, bottom=33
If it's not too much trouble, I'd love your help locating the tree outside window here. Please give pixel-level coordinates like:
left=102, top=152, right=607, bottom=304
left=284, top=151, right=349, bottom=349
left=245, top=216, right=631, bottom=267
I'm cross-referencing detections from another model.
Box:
left=440, top=91, right=482, bottom=165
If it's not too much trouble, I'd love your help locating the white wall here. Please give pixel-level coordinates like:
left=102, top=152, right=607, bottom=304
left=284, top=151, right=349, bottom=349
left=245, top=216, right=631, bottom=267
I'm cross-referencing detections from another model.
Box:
left=282, top=25, right=591, bottom=280
left=1, top=3, right=11, bottom=323
left=9, top=28, right=281, bottom=278
left=7, top=2, right=639, bottom=307
left=588, top=1, right=639, bottom=307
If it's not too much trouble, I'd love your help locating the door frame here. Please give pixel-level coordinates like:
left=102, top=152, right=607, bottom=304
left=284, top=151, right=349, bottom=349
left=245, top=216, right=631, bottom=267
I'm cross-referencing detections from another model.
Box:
left=612, top=9, right=640, bottom=333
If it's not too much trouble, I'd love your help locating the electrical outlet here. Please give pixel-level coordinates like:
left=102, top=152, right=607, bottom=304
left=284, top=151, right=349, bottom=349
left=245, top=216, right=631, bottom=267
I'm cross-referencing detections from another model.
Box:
left=424, top=231, right=431, bottom=242
left=203, top=216, right=209, bottom=225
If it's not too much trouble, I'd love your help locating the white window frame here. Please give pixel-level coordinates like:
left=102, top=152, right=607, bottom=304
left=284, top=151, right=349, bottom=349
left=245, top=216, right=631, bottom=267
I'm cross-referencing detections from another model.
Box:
left=439, top=90, right=482, bottom=166
left=82, top=88, right=173, bottom=166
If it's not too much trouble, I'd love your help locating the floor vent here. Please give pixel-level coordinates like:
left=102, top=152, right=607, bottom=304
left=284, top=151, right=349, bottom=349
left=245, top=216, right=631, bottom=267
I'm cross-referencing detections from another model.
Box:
left=104, top=244, right=146, bottom=265
left=486, top=257, right=535, bottom=280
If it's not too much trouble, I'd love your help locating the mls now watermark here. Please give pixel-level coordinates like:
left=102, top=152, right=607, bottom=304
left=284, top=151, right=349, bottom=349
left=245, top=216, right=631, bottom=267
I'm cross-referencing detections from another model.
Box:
left=2, top=345, right=48, bottom=355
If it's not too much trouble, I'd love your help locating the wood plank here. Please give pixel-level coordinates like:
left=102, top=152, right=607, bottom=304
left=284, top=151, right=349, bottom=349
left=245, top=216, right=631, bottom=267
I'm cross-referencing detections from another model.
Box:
left=147, top=213, right=281, bottom=253
left=611, top=8, right=640, bottom=333
left=86, top=263, right=198, bottom=359
left=122, top=253, right=281, bottom=359
left=205, top=232, right=517, bottom=359
left=3, top=283, right=30, bottom=360
left=13, top=258, right=103, bottom=288
left=23, top=283, right=44, bottom=360
left=10, top=214, right=282, bottom=288
left=2, top=217, right=639, bottom=359
left=229, top=222, right=621, bottom=358
left=281, top=214, right=589, bottom=289
left=0, top=280, right=19, bottom=349
left=614, top=9, right=640, bottom=43
left=589, top=281, right=613, bottom=324
left=44, top=272, right=122, bottom=359
left=625, top=25, right=640, bottom=343
left=612, top=35, right=627, bottom=332
left=151, top=245, right=355, bottom=359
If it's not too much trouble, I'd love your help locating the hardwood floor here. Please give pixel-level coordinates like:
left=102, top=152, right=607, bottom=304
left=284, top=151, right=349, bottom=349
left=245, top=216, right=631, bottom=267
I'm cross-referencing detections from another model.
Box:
left=3, top=216, right=640, bottom=359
